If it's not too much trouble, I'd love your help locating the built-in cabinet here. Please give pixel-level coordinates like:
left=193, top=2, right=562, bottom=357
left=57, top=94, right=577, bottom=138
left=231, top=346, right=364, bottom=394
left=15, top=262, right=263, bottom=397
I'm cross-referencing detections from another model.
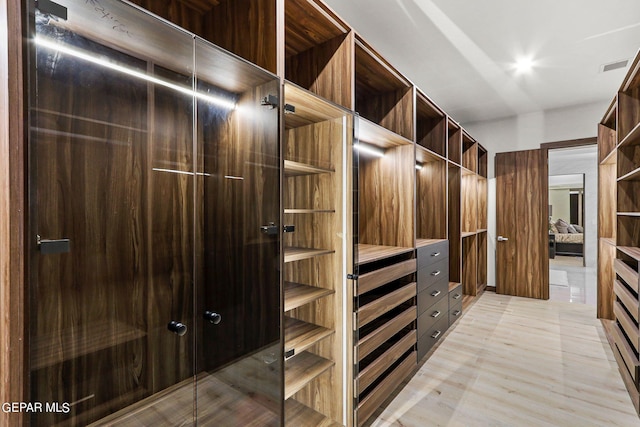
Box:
left=2, top=0, right=489, bottom=426
left=597, top=50, right=640, bottom=414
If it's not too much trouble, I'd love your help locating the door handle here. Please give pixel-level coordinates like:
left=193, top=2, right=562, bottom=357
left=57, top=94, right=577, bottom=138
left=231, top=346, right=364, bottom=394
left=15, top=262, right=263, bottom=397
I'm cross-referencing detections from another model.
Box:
left=37, top=235, right=71, bottom=254
left=203, top=311, right=222, bottom=325
left=497, top=236, right=509, bottom=242
left=168, top=321, right=187, bottom=336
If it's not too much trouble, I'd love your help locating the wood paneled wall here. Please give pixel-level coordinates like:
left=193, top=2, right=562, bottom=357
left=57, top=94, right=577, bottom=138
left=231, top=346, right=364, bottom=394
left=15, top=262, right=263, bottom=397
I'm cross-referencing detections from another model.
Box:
left=1, top=1, right=26, bottom=426
left=359, top=144, right=414, bottom=249
left=357, top=89, right=414, bottom=141
left=416, top=160, right=447, bottom=240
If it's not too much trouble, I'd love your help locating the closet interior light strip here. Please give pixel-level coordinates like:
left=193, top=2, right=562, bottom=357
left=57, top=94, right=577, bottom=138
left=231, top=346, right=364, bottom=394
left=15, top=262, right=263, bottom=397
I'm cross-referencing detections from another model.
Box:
left=35, top=35, right=237, bottom=110
left=354, top=142, right=385, bottom=158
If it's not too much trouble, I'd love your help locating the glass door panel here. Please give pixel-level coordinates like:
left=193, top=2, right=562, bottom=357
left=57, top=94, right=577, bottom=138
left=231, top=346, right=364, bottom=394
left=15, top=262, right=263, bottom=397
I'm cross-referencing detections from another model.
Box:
left=194, top=38, right=283, bottom=426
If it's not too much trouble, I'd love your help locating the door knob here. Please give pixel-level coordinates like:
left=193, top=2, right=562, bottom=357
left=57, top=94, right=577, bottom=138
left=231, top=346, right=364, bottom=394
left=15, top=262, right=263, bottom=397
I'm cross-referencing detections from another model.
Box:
left=497, top=236, right=509, bottom=242
left=168, top=321, right=187, bottom=336
left=203, top=311, right=222, bottom=325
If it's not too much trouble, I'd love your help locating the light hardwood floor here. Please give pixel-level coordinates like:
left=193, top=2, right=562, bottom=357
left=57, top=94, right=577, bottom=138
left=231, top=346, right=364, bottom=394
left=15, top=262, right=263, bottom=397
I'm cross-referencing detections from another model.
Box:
left=369, top=292, right=640, bottom=426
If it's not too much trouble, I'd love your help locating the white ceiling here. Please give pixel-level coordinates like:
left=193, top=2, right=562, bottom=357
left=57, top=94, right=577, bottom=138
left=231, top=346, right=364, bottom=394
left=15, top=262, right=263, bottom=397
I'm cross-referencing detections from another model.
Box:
left=323, top=0, right=640, bottom=124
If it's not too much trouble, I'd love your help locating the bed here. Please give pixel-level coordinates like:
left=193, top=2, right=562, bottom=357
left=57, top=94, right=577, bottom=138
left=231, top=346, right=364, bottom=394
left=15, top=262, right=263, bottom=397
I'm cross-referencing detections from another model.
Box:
left=554, top=232, right=583, bottom=256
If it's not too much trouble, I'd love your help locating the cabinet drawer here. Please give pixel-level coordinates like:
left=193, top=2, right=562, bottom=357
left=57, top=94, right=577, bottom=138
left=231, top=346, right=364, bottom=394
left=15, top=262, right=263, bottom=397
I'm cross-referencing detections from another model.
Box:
left=358, top=306, right=416, bottom=362
left=615, top=301, right=640, bottom=353
left=615, top=279, right=639, bottom=322
left=358, top=259, right=416, bottom=296
left=417, top=315, right=448, bottom=361
left=417, top=258, right=449, bottom=293
left=359, top=283, right=416, bottom=328
left=417, top=296, right=448, bottom=336
left=449, top=301, right=462, bottom=326
left=417, top=279, right=448, bottom=315
left=449, top=284, right=463, bottom=306
left=616, top=258, right=639, bottom=293
left=417, top=240, right=449, bottom=270
left=613, top=322, right=640, bottom=387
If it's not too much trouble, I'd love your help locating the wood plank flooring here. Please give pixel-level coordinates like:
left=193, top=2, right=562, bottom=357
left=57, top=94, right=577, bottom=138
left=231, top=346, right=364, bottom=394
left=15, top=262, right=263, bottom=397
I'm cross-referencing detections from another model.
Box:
left=368, top=292, right=640, bottom=427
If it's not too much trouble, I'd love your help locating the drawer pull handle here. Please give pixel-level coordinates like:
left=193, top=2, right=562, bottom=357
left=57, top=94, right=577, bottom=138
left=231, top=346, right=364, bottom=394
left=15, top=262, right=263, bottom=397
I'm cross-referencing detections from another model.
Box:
left=431, top=252, right=441, bottom=257
left=431, top=271, right=441, bottom=276
left=453, top=310, right=461, bottom=317
left=431, top=330, right=441, bottom=339
left=431, top=310, right=441, bottom=318
left=431, top=290, right=441, bottom=297
left=453, top=293, right=461, bottom=300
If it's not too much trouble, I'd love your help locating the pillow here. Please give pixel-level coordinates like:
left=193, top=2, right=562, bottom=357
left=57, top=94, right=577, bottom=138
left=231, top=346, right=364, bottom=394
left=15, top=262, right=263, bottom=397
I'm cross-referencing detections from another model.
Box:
left=566, top=224, right=577, bottom=233
left=573, top=224, right=584, bottom=233
left=555, top=219, right=569, bottom=234
left=549, top=222, right=559, bottom=233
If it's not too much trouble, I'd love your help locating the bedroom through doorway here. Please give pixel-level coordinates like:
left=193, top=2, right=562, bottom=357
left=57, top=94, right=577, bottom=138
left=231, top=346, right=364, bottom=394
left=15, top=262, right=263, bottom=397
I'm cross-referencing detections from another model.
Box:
left=547, top=145, right=597, bottom=305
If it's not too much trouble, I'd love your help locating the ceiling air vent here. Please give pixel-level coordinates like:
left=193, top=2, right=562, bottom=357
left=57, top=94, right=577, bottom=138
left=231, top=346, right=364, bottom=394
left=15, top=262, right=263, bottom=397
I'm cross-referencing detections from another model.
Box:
left=601, top=59, right=629, bottom=73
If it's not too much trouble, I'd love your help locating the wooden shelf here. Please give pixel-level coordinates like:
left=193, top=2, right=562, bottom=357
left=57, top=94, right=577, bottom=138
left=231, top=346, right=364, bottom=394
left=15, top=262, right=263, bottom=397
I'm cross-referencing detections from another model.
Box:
left=284, top=247, right=335, bottom=263
left=416, top=144, right=446, bottom=164
left=357, top=244, right=414, bottom=265
left=449, top=282, right=461, bottom=292
left=461, top=166, right=475, bottom=176
left=284, top=351, right=334, bottom=399
left=285, top=399, right=342, bottom=427
left=284, top=281, right=334, bottom=312
left=618, top=166, right=640, bottom=182
left=358, top=117, right=413, bottom=149
left=461, top=231, right=476, bottom=238
left=601, top=237, right=616, bottom=247
left=284, top=82, right=349, bottom=129
left=285, top=317, right=334, bottom=359
left=32, top=320, right=145, bottom=370
left=284, top=209, right=336, bottom=214
left=619, top=121, right=640, bottom=148
left=416, top=238, right=447, bottom=249
left=619, top=246, right=640, bottom=261
left=618, top=212, right=640, bottom=217
left=284, top=160, right=334, bottom=177
left=477, top=229, right=488, bottom=233
left=601, top=148, right=617, bottom=165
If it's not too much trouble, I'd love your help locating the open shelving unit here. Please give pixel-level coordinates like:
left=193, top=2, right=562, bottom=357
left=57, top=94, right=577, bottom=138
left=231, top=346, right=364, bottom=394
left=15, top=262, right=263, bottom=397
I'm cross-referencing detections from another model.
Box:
left=285, top=0, right=353, bottom=108
left=416, top=90, right=447, bottom=158
left=597, top=50, right=640, bottom=415
left=283, top=82, right=352, bottom=425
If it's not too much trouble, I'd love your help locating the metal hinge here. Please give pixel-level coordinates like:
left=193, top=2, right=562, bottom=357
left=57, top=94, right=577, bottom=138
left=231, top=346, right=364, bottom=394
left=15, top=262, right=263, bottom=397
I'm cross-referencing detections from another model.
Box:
left=261, top=94, right=278, bottom=109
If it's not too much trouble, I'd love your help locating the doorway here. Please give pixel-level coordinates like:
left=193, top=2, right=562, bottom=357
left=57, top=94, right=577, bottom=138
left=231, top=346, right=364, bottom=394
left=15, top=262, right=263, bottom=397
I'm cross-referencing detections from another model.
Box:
left=547, top=145, right=598, bottom=305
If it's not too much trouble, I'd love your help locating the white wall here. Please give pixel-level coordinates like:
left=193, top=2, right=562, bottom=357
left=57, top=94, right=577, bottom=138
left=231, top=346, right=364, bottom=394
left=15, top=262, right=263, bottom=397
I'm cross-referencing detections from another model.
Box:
left=463, top=100, right=608, bottom=286
left=549, top=188, right=571, bottom=224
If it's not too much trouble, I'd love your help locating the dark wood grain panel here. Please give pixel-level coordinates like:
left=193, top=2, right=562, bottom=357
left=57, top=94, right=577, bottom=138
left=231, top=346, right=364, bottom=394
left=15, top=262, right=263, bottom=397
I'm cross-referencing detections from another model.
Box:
left=618, top=180, right=640, bottom=213
left=357, top=329, right=416, bottom=392
left=358, top=283, right=416, bottom=327
left=1, top=1, right=26, bottom=425
left=284, top=0, right=348, bottom=57
left=357, top=352, right=416, bottom=427
left=478, top=177, right=487, bottom=230
left=599, top=162, right=616, bottom=239
left=462, top=235, right=477, bottom=296
left=416, top=156, right=447, bottom=240
left=617, top=217, right=640, bottom=248
left=461, top=174, right=477, bottom=232
left=285, top=34, right=353, bottom=109
left=357, top=88, right=414, bottom=141
left=285, top=351, right=334, bottom=399
left=285, top=399, right=342, bottom=427
left=447, top=124, right=462, bottom=165
left=202, top=0, right=278, bottom=73
left=359, top=144, right=415, bottom=248
left=477, top=231, right=487, bottom=289
left=448, top=164, right=461, bottom=283
left=495, top=149, right=548, bottom=299
left=478, top=145, right=488, bottom=178
left=599, top=123, right=617, bottom=164
left=128, top=0, right=205, bottom=34
left=615, top=258, right=639, bottom=292
left=358, top=307, right=416, bottom=362
left=598, top=239, right=616, bottom=320
left=617, top=143, right=640, bottom=178
left=462, top=138, right=477, bottom=172
left=618, top=88, right=640, bottom=144
left=357, top=259, right=416, bottom=295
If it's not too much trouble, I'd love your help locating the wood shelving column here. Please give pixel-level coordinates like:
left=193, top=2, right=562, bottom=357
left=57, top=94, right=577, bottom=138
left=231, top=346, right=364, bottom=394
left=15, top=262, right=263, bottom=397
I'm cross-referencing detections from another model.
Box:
left=283, top=83, right=352, bottom=426
left=598, top=50, right=640, bottom=415
left=353, top=37, right=416, bottom=427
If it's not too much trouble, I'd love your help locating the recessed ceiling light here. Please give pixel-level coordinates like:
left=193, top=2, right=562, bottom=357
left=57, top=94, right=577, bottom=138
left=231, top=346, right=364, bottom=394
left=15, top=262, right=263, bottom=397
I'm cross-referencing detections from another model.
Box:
left=514, top=57, right=534, bottom=74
